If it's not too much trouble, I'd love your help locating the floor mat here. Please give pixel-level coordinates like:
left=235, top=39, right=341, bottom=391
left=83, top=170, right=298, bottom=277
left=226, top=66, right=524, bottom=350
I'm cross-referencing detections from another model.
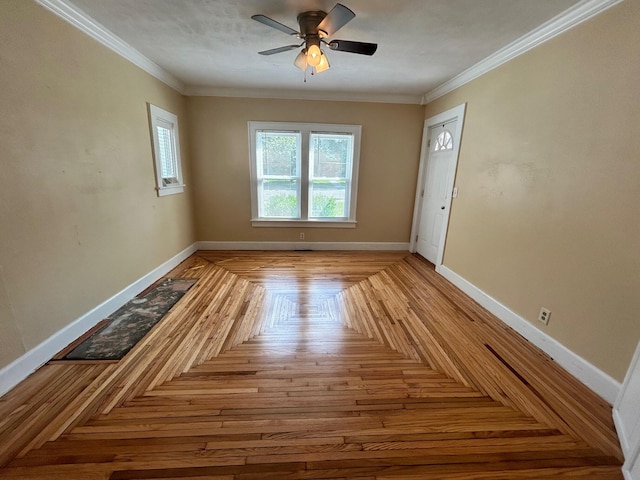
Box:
left=63, top=278, right=196, bottom=360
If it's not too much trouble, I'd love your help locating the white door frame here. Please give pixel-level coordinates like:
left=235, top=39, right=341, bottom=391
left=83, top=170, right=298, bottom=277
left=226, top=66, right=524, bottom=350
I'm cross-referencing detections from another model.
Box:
left=614, top=340, right=640, bottom=480
left=409, top=103, right=466, bottom=268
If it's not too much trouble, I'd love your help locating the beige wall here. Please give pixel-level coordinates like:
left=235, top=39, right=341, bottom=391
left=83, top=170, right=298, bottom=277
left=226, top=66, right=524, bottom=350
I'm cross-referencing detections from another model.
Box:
left=425, top=0, right=640, bottom=381
left=187, top=97, right=424, bottom=243
left=0, top=1, right=196, bottom=368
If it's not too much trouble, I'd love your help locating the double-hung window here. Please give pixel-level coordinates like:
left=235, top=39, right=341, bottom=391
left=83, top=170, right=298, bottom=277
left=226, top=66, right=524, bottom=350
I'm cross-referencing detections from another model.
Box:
left=148, top=104, right=184, bottom=196
left=249, top=122, right=361, bottom=227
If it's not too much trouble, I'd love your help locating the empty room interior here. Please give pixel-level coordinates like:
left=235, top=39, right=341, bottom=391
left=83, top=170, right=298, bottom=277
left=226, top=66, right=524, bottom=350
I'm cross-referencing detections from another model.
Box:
left=1, top=0, right=639, bottom=478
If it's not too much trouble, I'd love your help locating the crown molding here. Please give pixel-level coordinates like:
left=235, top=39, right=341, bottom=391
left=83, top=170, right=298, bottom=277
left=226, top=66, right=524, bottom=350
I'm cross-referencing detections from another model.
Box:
left=185, top=86, right=423, bottom=105
left=35, top=0, right=186, bottom=94
left=422, top=0, right=624, bottom=104
left=35, top=0, right=621, bottom=106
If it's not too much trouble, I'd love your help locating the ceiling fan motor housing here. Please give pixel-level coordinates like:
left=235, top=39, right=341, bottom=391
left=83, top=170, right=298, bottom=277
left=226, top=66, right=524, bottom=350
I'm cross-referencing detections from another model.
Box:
left=297, top=11, right=328, bottom=37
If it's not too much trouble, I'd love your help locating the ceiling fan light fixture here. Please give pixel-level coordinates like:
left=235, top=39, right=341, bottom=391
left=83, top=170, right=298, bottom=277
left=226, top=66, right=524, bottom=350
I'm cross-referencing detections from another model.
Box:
left=306, top=43, right=322, bottom=67
left=315, top=51, right=330, bottom=73
left=294, top=49, right=308, bottom=71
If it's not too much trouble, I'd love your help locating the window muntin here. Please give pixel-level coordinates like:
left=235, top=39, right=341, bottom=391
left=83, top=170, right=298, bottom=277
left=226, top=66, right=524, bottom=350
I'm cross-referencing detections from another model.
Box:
left=249, top=122, right=361, bottom=226
left=149, top=104, right=184, bottom=196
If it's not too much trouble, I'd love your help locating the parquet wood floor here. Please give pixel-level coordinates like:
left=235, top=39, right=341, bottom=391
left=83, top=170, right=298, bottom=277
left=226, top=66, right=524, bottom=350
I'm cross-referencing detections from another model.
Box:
left=0, top=251, right=623, bottom=479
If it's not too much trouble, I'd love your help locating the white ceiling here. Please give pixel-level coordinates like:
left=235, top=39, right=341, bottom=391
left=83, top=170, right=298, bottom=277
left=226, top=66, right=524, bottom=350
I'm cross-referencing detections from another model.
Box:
left=63, top=0, right=582, bottom=103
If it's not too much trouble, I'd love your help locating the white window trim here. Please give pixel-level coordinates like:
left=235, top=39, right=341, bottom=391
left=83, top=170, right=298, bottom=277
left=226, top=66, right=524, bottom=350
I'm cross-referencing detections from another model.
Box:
left=248, top=121, right=361, bottom=228
left=148, top=104, right=185, bottom=197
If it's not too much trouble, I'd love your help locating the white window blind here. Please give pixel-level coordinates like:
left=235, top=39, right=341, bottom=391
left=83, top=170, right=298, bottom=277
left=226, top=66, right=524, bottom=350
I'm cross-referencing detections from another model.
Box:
left=148, top=104, right=184, bottom=196
left=156, top=125, right=178, bottom=182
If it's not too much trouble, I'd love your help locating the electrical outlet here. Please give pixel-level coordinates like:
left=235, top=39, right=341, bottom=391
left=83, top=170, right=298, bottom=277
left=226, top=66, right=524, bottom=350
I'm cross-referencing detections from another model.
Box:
left=538, top=307, right=551, bottom=325
left=299, top=232, right=305, bottom=240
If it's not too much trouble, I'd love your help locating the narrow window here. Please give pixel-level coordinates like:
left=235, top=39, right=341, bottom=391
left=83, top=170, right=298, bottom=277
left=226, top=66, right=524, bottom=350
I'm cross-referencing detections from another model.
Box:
left=148, top=104, right=184, bottom=196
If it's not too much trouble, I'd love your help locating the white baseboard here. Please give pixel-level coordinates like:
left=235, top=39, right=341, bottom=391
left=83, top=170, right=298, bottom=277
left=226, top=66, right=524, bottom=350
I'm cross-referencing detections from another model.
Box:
left=436, top=264, right=621, bottom=404
left=196, top=241, right=410, bottom=251
left=0, top=243, right=198, bottom=398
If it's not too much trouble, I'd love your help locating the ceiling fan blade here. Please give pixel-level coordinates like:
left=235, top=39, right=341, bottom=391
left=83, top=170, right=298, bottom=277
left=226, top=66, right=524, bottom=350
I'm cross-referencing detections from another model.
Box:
left=317, top=3, right=355, bottom=37
left=328, top=40, right=377, bottom=56
left=251, top=14, right=299, bottom=36
left=258, top=44, right=303, bottom=56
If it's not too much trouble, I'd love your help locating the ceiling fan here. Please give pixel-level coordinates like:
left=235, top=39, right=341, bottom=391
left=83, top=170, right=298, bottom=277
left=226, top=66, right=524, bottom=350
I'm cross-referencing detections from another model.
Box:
left=251, top=3, right=377, bottom=75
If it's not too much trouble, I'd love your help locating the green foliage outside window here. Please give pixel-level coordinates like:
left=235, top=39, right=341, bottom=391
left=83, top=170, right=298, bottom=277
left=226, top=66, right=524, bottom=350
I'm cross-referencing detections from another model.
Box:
left=264, top=193, right=297, bottom=217
left=311, top=195, right=343, bottom=217
left=263, top=193, right=344, bottom=218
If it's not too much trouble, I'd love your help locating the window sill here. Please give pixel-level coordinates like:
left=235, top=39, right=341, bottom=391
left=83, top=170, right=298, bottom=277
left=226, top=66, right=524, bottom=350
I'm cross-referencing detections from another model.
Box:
left=156, top=184, right=186, bottom=197
left=251, top=219, right=357, bottom=228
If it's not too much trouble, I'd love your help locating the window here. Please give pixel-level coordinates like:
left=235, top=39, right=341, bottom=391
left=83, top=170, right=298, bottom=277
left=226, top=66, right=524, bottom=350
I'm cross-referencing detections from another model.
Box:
left=434, top=130, right=454, bottom=151
left=249, top=122, right=361, bottom=227
left=148, top=104, right=184, bottom=196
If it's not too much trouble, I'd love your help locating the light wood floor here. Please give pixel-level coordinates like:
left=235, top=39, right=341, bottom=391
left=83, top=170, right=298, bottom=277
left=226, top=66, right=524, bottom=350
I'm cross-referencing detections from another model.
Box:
left=0, top=251, right=623, bottom=479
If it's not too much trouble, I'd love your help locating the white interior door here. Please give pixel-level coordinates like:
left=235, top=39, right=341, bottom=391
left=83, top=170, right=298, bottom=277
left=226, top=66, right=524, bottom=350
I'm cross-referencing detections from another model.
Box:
left=416, top=121, right=457, bottom=263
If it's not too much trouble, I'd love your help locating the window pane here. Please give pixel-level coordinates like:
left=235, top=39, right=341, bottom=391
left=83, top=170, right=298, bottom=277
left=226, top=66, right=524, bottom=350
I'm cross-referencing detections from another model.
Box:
left=435, top=130, right=454, bottom=152
left=156, top=125, right=176, bottom=178
left=444, top=131, right=453, bottom=149
left=310, top=180, right=347, bottom=218
left=257, top=132, right=299, bottom=177
left=261, top=179, right=299, bottom=218
left=310, top=133, right=352, bottom=179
